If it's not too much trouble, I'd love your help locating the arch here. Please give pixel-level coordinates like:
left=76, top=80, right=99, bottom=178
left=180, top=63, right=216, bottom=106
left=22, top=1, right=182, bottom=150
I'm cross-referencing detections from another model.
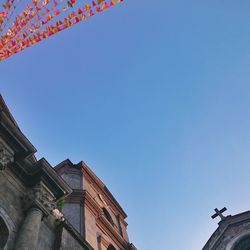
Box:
left=0, top=207, right=15, bottom=233
left=103, top=208, right=114, bottom=226
left=0, top=216, right=9, bottom=249
left=107, top=244, right=116, bottom=250
left=233, top=235, right=250, bottom=250
left=0, top=206, right=16, bottom=250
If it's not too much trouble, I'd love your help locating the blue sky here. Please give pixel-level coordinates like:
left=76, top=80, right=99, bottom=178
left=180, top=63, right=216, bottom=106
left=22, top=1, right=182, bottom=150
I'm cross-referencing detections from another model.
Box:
left=1, top=0, right=250, bottom=249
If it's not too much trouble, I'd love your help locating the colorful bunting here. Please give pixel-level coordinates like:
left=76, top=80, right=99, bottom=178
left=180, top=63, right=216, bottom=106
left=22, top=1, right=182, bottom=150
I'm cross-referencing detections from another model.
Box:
left=0, top=0, right=124, bottom=61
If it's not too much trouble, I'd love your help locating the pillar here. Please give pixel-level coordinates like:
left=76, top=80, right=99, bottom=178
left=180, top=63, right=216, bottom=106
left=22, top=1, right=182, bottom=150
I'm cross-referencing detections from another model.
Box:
left=14, top=207, right=43, bottom=250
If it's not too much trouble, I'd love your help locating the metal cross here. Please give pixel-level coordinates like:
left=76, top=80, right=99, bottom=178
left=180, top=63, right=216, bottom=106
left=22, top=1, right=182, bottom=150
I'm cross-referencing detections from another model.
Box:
left=211, top=207, right=227, bottom=220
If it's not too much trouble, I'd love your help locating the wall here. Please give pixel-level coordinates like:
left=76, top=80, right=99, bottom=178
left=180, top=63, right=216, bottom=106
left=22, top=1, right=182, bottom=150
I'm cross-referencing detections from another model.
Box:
left=37, top=217, right=56, bottom=250
left=0, top=169, right=25, bottom=250
left=60, top=227, right=87, bottom=250
left=63, top=203, right=83, bottom=235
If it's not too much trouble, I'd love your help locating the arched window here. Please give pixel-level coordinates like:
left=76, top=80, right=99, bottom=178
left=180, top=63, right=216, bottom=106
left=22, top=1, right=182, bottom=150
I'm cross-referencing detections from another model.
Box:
left=0, top=216, right=9, bottom=249
left=103, top=208, right=114, bottom=226
left=234, top=235, right=250, bottom=250
left=107, top=244, right=116, bottom=250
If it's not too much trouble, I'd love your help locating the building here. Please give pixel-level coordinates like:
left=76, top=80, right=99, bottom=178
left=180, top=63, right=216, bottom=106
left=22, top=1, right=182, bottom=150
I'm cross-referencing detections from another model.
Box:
left=0, top=95, right=136, bottom=250
left=203, top=208, right=250, bottom=250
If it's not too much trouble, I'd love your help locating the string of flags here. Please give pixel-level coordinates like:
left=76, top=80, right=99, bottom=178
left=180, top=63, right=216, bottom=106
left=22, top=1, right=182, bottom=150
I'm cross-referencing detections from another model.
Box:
left=0, top=0, right=124, bottom=61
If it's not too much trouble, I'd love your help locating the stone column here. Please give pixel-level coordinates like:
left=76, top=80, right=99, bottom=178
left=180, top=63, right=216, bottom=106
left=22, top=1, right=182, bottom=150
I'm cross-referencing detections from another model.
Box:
left=14, top=207, right=43, bottom=250
left=14, top=182, right=56, bottom=250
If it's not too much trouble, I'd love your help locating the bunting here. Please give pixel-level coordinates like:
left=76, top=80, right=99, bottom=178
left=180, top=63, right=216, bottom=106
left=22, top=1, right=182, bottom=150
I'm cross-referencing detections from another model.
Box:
left=0, top=0, right=124, bottom=61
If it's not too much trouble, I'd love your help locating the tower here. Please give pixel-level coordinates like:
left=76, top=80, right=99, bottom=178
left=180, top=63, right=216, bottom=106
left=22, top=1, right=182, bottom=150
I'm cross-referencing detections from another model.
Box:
left=55, top=159, right=136, bottom=250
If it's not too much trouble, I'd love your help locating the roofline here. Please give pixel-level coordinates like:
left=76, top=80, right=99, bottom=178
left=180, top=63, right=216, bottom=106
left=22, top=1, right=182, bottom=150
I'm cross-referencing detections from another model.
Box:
left=202, top=210, right=250, bottom=249
left=80, top=161, right=128, bottom=218
left=54, top=159, right=127, bottom=218
left=0, top=109, right=37, bottom=156
left=36, top=158, right=72, bottom=198
left=0, top=94, right=20, bottom=129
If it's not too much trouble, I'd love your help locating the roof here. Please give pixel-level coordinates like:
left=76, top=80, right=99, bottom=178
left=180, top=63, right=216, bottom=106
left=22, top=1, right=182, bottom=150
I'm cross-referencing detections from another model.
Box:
left=0, top=95, right=20, bottom=130
left=202, top=210, right=250, bottom=249
left=0, top=95, right=37, bottom=158
left=55, top=159, right=128, bottom=218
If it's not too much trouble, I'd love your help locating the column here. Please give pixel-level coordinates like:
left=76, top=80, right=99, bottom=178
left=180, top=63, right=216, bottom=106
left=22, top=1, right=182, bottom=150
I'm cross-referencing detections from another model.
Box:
left=14, top=207, right=43, bottom=250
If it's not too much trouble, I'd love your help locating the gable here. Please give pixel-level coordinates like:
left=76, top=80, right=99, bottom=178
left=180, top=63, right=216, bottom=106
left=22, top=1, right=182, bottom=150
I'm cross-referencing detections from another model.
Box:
left=203, top=211, right=250, bottom=250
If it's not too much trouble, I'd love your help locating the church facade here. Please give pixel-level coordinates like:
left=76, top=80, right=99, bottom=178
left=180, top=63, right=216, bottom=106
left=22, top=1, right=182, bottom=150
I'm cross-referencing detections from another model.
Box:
left=0, top=95, right=136, bottom=250
left=203, top=208, right=250, bottom=250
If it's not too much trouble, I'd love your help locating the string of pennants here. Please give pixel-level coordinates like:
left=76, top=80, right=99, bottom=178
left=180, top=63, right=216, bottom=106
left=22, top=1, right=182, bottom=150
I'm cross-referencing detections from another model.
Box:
left=0, top=0, right=124, bottom=61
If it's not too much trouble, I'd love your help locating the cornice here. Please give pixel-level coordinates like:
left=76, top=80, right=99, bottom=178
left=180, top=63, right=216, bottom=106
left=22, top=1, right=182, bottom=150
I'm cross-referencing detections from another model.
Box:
left=97, top=235, right=109, bottom=248
left=97, top=214, right=129, bottom=249
left=203, top=211, right=250, bottom=249
left=0, top=109, right=36, bottom=158
left=36, top=158, right=72, bottom=199
left=65, top=189, right=85, bottom=203
left=81, top=161, right=127, bottom=219
left=5, top=157, right=72, bottom=201
left=54, top=160, right=128, bottom=219
left=82, top=189, right=103, bottom=217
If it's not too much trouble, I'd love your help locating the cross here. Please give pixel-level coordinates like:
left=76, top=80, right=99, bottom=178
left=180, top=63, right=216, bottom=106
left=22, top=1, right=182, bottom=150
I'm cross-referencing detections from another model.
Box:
left=211, top=207, right=227, bottom=221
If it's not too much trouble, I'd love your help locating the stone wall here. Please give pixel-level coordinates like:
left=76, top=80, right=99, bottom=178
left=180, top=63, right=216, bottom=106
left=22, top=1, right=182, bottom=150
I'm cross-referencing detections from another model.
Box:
left=63, top=203, right=83, bottom=235
left=84, top=206, right=98, bottom=250
left=37, top=218, right=56, bottom=250
left=213, top=221, right=250, bottom=250
left=60, top=227, right=87, bottom=250
left=0, top=169, right=25, bottom=250
left=61, top=172, right=82, bottom=189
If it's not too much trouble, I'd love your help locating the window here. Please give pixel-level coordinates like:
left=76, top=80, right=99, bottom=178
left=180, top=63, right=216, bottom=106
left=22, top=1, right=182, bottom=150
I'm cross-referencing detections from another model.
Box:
left=0, top=216, right=9, bottom=249
left=234, top=236, right=250, bottom=250
left=107, top=244, right=116, bottom=250
left=103, top=208, right=114, bottom=226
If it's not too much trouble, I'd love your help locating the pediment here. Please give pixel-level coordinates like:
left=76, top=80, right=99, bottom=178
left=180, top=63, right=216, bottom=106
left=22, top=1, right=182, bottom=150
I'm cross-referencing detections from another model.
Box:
left=203, top=211, right=250, bottom=250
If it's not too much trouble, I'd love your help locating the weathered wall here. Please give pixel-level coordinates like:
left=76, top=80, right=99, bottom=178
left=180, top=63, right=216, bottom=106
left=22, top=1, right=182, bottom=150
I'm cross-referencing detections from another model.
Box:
left=84, top=206, right=98, bottom=250
left=60, top=227, right=86, bottom=250
left=37, top=217, right=57, bottom=250
left=0, top=169, right=25, bottom=250
left=0, top=167, right=88, bottom=250
left=63, top=203, right=83, bottom=235
left=61, top=172, right=82, bottom=189
left=213, top=221, right=250, bottom=250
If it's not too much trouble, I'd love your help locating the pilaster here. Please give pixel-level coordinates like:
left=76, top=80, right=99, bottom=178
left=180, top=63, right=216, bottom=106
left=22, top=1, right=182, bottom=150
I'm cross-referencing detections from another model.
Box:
left=14, top=181, right=57, bottom=250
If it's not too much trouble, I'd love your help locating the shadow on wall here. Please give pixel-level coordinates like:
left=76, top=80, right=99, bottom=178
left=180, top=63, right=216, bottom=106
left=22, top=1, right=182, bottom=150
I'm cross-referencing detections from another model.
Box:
left=107, top=244, right=116, bottom=250
left=233, top=235, right=250, bottom=250
left=0, top=216, right=9, bottom=249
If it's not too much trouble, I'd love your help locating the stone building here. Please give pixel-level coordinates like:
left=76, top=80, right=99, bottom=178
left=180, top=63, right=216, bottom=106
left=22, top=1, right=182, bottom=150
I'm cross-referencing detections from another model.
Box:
left=203, top=208, right=250, bottom=250
left=0, top=95, right=136, bottom=250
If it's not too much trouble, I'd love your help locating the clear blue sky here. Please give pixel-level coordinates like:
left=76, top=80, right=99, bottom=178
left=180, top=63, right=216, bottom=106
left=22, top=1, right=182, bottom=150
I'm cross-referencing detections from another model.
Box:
left=1, top=0, right=250, bottom=249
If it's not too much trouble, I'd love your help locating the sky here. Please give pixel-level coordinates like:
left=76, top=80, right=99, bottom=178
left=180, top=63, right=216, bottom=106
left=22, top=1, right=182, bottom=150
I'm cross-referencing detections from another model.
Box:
left=1, top=0, right=250, bottom=249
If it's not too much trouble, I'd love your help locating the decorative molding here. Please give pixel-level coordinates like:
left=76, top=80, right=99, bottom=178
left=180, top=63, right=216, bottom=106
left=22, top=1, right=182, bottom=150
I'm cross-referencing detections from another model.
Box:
left=22, top=182, right=56, bottom=216
left=97, top=235, right=109, bottom=248
left=97, top=214, right=129, bottom=249
left=0, top=139, right=14, bottom=170
left=98, top=193, right=108, bottom=207
left=203, top=211, right=250, bottom=250
left=226, top=231, right=250, bottom=250
left=81, top=162, right=127, bottom=219
left=83, top=190, right=102, bottom=217
left=0, top=205, right=16, bottom=250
